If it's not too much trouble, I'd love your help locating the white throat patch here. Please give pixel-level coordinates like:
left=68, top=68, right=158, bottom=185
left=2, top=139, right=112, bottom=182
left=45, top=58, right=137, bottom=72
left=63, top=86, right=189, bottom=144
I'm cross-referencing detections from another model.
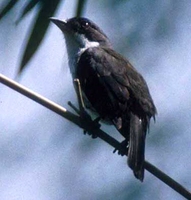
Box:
left=64, top=33, right=99, bottom=77
left=77, top=35, right=99, bottom=56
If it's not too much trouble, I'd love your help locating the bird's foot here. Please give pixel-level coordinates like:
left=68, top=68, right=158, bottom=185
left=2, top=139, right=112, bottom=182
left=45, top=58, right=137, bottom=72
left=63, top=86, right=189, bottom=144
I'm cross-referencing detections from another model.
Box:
left=113, top=139, right=128, bottom=156
left=83, top=115, right=101, bottom=138
left=70, top=79, right=101, bottom=138
left=68, top=100, right=101, bottom=138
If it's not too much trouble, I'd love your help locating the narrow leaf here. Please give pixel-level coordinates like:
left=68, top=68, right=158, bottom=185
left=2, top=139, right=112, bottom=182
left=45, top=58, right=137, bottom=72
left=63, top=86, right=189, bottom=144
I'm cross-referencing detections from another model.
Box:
left=0, top=0, right=19, bottom=20
left=75, top=0, right=88, bottom=17
left=16, top=0, right=40, bottom=24
left=18, top=0, right=62, bottom=74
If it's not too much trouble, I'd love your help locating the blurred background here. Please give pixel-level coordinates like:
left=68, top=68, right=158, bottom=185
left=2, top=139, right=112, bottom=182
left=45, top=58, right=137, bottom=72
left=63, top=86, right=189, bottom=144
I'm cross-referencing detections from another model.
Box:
left=0, top=0, right=191, bottom=199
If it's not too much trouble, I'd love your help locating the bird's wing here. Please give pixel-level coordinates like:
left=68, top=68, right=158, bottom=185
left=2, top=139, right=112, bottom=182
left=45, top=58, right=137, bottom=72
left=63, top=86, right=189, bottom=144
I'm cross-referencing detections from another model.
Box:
left=77, top=47, right=157, bottom=181
left=78, top=47, right=156, bottom=119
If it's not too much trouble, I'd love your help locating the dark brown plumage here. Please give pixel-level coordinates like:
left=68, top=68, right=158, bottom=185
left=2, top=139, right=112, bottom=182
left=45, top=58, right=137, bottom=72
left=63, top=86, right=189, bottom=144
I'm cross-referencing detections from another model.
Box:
left=77, top=46, right=157, bottom=181
left=50, top=17, right=157, bottom=181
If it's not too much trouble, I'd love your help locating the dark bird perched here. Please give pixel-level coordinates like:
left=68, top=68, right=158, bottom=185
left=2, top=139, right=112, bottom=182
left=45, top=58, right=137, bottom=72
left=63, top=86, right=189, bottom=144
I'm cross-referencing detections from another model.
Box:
left=50, top=17, right=157, bottom=181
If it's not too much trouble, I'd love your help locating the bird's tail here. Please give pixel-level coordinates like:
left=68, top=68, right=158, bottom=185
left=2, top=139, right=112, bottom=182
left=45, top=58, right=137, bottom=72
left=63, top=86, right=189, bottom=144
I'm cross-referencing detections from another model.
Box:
left=128, top=113, right=147, bottom=182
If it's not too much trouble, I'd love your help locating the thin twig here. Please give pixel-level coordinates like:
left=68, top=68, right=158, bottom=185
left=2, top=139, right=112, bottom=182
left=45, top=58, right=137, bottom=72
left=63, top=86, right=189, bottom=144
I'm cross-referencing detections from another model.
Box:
left=144, top=161, right=191, bottom=199
left=68, top=101, right=80, bottom=115
left=0, top=74, right=80, bottom=126
left=0, top=73, right=191, bottom=199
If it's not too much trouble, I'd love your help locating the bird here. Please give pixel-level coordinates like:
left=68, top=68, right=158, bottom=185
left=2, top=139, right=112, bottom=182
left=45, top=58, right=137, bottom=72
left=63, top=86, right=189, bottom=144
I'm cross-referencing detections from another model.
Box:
left=50, top=17, right=157, bottom=181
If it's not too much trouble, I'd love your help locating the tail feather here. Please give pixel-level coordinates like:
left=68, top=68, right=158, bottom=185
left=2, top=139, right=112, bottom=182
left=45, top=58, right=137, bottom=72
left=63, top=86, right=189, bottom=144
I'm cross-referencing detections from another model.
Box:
left=128, top=113, right=147, bottom=181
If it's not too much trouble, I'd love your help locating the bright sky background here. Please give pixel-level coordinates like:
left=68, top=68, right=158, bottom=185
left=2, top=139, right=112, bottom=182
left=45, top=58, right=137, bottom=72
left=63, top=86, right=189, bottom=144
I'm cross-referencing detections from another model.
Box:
left=0, top=0, right=191, bottom=199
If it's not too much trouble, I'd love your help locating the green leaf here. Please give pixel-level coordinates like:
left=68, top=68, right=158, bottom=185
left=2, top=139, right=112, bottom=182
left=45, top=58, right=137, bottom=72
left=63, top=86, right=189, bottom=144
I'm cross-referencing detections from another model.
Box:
left=0, top=0, right=19, bottom=20
left=16, top=0, right=40, bottom=24
left=75, top=0, right=88, bottom=17
left=18, top=0, right=62, bottom=74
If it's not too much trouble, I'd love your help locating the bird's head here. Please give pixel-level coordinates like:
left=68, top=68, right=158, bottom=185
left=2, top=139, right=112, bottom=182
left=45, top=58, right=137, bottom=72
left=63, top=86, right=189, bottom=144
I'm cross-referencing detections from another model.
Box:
left=50, top=17, right=111, bottom=49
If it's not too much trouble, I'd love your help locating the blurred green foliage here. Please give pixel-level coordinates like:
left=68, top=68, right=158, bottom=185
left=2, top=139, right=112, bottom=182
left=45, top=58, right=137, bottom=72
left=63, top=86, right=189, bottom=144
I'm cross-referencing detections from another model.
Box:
left=0, top=0, right=87, bottom=74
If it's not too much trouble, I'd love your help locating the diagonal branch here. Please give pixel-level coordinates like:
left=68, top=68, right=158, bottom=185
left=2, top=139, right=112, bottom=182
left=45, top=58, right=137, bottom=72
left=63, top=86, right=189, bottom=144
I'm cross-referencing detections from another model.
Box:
left=0, top=73, right=191, bottom=199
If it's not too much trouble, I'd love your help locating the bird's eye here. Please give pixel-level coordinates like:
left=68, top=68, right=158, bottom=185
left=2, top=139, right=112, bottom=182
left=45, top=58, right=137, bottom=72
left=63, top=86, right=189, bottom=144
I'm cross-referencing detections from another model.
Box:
left=82, top=22, right=89, bottom=29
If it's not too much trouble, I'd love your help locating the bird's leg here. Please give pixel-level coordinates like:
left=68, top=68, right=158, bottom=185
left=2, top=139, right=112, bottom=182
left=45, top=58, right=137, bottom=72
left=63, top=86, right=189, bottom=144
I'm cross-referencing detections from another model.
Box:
left=73, top=79, right=101, bottom=138
left=73, top=79, right=85, bottom=114
left=73, top=79, right=92, bottom=121
left=113, top=139, right=128, bottom=156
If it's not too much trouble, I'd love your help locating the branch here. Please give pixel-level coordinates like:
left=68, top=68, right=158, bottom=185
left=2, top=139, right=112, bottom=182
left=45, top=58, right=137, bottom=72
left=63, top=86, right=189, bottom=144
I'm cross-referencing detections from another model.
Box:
left=0, top=74, right=80, bottom=126
left=0, top=73, right=191, bottom=199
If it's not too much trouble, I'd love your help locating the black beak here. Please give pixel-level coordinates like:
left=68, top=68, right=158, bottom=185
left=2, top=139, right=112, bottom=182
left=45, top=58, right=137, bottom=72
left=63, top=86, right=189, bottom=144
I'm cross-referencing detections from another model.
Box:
left=49, top=17, right=68, bottom=32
